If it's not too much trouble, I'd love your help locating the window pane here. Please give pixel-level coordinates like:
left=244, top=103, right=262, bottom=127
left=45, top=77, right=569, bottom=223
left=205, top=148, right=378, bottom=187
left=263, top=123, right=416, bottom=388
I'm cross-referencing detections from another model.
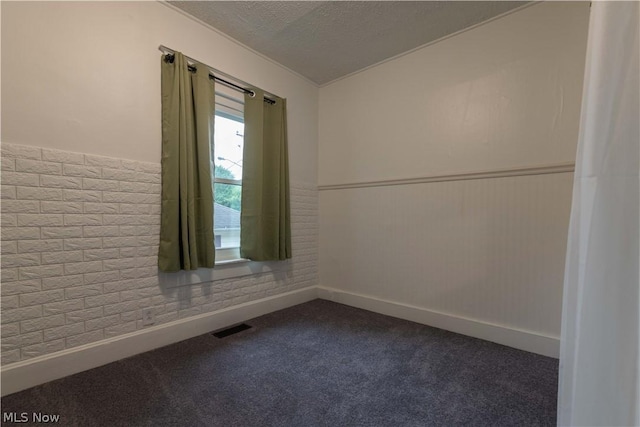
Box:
left=214, top=182, right=241, bottom=211
left=214, top=115, right=244, bottom=180
left=214, top=183, right=241, bottom=249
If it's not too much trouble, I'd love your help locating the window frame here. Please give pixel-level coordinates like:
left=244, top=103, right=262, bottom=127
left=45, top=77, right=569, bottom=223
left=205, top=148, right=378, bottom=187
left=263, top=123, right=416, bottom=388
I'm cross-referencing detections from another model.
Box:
left=212, top=89, right=245, bottom=263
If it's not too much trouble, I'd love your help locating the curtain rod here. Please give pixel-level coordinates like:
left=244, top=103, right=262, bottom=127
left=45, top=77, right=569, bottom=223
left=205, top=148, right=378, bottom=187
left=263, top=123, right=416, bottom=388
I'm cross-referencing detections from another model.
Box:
left=158, top=45, right=276, bottom=105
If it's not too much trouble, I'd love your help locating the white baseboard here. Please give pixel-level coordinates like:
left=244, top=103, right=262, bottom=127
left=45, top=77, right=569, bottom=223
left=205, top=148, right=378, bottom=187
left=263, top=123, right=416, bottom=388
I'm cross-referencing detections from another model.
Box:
left=1, top=286, right=318, bottom=396
left=2, top=285, right=559, bottom=396
left=316, top=286, right=560, bottom=358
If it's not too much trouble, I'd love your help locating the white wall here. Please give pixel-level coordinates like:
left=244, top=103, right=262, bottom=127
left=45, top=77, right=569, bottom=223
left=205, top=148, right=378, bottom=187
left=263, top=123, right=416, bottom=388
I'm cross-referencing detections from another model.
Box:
left=0, top=1, right=318, bottom=372
left=318, top=2, right=590, bottom=355
left=1, top=1, right=318, bottom=185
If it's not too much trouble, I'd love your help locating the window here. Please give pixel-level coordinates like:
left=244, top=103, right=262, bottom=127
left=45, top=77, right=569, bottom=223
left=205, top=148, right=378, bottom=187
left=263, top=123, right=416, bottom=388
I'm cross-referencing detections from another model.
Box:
left=213, top=87, right=244, bottom=262
left=159, top=51, right=290, bottom=275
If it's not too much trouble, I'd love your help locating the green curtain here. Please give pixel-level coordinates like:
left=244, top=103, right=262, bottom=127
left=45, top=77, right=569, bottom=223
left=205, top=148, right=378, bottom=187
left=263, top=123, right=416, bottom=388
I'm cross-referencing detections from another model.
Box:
left=240, top=89, right=292, bottom=261
left=158, top=52, right=216, bottom=272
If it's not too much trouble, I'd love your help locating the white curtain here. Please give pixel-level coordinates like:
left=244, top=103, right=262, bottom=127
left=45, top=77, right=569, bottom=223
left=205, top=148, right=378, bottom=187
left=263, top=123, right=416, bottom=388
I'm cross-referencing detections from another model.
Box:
left=558, top=2, right=639, bottom=426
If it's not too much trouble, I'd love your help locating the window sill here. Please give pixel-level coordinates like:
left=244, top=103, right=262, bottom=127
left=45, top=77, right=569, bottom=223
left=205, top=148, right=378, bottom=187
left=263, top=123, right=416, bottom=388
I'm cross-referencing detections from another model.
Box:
left=215, top=257, right=249, bottom=266
left=158, top=257, right=286, bottom=288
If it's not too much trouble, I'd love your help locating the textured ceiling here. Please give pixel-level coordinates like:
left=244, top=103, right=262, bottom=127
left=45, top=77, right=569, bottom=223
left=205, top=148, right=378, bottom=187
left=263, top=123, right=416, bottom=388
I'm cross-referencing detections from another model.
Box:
left=170, top=1, right=526, bottom=85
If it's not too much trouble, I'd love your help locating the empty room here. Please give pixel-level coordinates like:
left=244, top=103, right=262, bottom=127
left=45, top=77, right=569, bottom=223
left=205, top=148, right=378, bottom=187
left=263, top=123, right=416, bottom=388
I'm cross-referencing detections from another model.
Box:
left=0, top=1, right=637, bottom=426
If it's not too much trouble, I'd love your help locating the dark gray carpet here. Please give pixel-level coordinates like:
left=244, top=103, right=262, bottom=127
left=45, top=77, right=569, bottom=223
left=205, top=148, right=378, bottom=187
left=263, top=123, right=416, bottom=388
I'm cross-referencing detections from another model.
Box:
left=1, top=300, right=558, bottom=426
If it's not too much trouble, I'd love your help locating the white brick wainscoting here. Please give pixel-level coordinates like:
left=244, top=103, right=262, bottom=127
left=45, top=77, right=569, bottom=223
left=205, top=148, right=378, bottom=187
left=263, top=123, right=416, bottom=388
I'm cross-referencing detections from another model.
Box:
left=1, top=143, right=318, bottom=365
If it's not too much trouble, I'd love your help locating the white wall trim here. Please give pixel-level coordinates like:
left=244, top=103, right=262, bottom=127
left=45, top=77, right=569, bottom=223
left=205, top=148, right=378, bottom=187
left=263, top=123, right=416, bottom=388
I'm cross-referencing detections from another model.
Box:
left=318, top=163, right=575, bottom=191
left=317, top=287, right=560, bottom=358
left=1, top=286, right=318, bottom=396
left=2, top=285, right=560, bottom=396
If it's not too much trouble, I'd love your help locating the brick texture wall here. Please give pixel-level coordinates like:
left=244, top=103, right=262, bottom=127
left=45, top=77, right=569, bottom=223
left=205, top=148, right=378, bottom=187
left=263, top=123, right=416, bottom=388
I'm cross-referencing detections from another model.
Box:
left=0, top=143, right=318, bottom=364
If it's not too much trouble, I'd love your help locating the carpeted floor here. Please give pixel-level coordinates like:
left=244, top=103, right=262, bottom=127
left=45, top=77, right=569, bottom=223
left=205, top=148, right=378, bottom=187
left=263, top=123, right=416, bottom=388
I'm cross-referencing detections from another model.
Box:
left=1, top=300, right=558, bottom=426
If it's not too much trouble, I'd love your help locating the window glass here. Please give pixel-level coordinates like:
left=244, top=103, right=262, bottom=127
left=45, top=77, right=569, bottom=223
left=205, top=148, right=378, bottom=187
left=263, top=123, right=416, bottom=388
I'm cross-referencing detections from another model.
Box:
left=213, top=113, right=243, bottom=252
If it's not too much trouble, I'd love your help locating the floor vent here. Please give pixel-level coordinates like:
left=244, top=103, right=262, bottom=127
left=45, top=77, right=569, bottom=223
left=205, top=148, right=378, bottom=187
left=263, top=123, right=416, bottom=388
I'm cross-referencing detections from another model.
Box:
left=212, top=323, right=252, bottom=338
